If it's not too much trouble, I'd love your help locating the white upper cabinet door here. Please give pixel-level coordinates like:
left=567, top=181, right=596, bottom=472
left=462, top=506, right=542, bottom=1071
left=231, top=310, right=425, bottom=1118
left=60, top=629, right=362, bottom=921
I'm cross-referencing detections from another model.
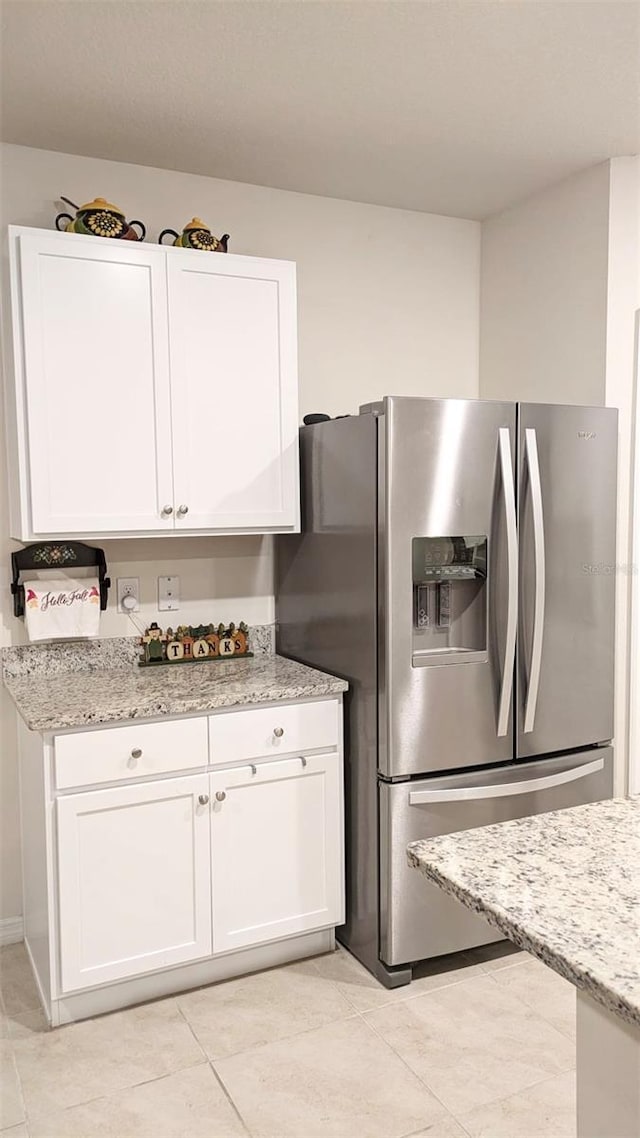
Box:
left=56, top=774, right=212, bottom=992
left=15, top=231, right=174, bottom=535
left=209, top=754, right=344, bottom=954
left=167, top=252, right=300, bottom=532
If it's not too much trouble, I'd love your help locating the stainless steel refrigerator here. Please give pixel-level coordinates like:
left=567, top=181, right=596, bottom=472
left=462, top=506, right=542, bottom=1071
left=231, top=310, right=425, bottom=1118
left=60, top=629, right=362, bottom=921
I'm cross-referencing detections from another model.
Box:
left=276, top=396, right=617, bottom=987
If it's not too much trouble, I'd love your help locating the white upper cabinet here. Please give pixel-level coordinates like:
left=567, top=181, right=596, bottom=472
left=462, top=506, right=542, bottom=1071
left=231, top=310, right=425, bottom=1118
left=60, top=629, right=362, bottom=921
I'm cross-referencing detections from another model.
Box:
left=6, top=227, right=300, bottom=538
left=168, top=253, right=299, bottom=531
left=13, top=232, right=174, bottom=535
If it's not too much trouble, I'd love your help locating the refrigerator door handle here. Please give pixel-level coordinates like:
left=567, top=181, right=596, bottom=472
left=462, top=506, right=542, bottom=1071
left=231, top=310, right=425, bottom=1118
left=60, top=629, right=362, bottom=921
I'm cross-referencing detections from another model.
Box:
left=497, top=428, right=518, bottom=737
left=523, top=427, right=546, bottom=733
left=408, top=757, right=604, bottom=804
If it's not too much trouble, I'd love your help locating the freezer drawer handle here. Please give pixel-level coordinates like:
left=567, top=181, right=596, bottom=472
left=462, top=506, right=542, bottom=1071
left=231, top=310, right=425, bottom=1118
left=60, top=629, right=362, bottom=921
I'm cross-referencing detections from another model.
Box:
left=523, top=427, right=546, bottom=733
left=497, top=428, right=518, bottom=737
left=407, top=757, right=604, bottom=804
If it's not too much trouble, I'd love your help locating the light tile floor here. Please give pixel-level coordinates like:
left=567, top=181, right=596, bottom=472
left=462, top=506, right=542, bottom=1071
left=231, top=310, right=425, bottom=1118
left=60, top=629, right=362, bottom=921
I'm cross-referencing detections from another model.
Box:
left=0, top=940, right=577, bottom=1137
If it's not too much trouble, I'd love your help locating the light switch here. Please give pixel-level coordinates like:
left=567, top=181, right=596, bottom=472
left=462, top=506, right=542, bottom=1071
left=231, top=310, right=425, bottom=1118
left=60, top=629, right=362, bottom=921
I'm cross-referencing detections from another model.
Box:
left=158, top=576, right=180, bottom=612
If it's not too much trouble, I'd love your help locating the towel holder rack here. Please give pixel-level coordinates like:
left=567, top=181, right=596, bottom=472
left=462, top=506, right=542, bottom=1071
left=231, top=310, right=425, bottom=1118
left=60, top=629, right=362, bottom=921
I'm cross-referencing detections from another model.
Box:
left=11, top=542, right=111, bottom=618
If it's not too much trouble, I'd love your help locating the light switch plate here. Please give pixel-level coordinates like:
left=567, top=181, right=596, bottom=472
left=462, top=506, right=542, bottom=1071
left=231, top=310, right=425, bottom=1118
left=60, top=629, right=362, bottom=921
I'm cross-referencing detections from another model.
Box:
left=158, top=575, right=180, bottom=612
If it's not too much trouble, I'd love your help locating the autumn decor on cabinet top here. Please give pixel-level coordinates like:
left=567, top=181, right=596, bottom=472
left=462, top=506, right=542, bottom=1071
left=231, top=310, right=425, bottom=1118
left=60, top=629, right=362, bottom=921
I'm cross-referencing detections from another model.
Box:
left=158, top=217, right=229, bottom=252
left=140, top=621, right=251, bottom=666
left=54, top=196, right=146, bottom=240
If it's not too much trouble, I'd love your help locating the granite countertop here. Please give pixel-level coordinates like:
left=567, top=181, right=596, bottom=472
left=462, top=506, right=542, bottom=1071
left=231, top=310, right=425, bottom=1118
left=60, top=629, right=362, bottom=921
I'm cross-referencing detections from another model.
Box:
left=4, top=653, right=348, bottom=732
left=408, top=797, right=640, bottom=1029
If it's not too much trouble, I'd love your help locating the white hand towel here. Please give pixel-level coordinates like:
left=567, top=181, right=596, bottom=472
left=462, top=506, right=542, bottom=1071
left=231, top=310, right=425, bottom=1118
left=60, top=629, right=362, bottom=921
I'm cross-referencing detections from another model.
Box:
left=23, top=577, right=101, bottom=642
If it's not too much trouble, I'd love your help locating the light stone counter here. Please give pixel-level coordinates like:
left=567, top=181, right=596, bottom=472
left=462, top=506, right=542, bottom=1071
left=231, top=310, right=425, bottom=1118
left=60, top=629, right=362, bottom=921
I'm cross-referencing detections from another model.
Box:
left=3, top=651, right=347, bottom=732
left=408, top=798, right=640, bottom=1138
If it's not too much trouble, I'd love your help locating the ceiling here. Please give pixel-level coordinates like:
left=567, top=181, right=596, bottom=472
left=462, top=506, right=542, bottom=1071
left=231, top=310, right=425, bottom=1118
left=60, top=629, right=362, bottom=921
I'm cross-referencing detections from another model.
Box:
left=1, top=0, right=639, bottom=220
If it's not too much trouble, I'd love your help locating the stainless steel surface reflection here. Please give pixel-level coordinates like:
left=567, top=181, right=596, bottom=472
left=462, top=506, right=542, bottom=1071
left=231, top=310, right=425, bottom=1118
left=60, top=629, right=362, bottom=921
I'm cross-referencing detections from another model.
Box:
left=276, top=397, right=617, bottom=986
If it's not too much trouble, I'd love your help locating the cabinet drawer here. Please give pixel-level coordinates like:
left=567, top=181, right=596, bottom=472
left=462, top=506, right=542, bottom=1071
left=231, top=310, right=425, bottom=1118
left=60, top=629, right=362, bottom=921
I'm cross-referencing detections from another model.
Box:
left=209, top=699, right=339, bottom=763
left=54, top=718, right=208, bottom=789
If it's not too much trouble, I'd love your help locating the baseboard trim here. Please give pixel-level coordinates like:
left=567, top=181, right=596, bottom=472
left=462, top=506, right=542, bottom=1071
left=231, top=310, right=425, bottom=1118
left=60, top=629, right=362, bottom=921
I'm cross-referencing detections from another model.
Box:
left=0, top=916, right=24, bottom=946
left=51, top=927, right=335, bottom=1026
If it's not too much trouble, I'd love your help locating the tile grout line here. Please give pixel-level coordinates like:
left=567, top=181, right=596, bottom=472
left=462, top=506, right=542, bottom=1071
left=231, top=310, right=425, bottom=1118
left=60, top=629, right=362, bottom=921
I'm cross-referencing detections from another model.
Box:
left=174, top=994, right=254, bottom=1137
left=488, top=964, right=578, bottom=1042
left=480, top=969, right=579, bottom=1052
left=453, top=1067, right=578, bottom=1136
left=310, top=949, right=514, bottom=1016
left=208, top=1060, right=255, bottom=1138
left=355, top=976, right=575, bottom=1130
left=14, top=997, right=211, bottom=1127
left=199, top=1004, right=363, bottom=1062
left=18, top=1060, right=213, bottom=1129
left=174, top=999, right=208, bottom=1062
left=1, top=1039, right=28, bottom=1134
left=353, top=1001, right=460, bottom=1127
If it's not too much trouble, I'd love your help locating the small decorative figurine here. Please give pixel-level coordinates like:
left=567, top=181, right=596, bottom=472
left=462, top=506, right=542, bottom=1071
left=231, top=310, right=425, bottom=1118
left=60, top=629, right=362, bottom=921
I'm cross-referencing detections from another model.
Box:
left=158, top=218, right=229, bottom=252
left=139, top=620, right=252, bottom=666
left=55, top=196, right=146, bottom=241
left=141, top=622, right=166, bottom=664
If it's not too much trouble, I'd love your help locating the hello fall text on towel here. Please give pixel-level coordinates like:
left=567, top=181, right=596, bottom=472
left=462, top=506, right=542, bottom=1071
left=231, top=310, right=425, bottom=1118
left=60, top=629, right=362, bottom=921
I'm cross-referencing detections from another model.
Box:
left=23, top=577, right=101, bottom=641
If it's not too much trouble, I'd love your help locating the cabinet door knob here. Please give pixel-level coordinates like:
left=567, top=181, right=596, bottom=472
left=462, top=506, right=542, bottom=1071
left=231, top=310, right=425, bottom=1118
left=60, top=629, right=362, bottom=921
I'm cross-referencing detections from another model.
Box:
left=215, top=790, right=226, bottom=802
left=273, top=727, right=284, bottom=738
left=161, top=504, right=173, bottom=517
left=198, top=794, right=209, bottom=806
left=130, top=747, right=143, bottom=760
left=177, top=504, right=189, bottom=516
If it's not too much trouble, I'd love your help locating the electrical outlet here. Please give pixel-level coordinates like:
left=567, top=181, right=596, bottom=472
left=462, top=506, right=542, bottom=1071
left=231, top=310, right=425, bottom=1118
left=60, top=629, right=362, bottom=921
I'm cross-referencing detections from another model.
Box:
left=117, top=577, right=140, bottom=614
left=158, top=575, right=180, bottom=612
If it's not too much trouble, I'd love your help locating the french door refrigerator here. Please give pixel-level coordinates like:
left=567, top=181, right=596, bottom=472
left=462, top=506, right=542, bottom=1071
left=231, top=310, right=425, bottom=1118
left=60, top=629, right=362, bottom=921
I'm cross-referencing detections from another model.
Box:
left=276, top=396, right=617, bottom=987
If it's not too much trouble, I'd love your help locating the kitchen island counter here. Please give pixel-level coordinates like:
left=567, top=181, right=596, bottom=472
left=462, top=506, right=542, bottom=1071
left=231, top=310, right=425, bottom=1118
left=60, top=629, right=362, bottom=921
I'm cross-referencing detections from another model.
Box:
left=408, top=797, right=640, bottom=1138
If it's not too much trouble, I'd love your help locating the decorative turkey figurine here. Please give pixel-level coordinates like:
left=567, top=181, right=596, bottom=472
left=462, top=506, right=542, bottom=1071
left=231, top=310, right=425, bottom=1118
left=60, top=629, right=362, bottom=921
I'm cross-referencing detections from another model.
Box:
left=55, top=196, right=146, bottom=240
left=158, top=217, right=229, bottom=252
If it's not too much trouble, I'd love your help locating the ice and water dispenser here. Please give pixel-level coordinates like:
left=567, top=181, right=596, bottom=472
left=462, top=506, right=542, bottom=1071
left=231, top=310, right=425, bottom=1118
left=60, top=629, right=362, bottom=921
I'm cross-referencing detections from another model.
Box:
left=412, top=536, right=487, bottom=665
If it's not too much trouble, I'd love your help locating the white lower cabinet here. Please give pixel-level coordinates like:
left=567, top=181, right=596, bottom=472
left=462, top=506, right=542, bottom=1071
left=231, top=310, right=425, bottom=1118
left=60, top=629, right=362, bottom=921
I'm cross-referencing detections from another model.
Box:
left=210, top=754, right=344, bottom=954
left=56, top=774, right=213, bottom=992
left=46, top=699, right=344, bottom=1013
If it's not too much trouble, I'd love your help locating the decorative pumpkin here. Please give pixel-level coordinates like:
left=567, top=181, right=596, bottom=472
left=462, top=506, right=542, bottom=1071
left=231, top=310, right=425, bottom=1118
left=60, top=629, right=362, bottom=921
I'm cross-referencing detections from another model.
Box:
left=232, top=621, right=249, bottom=655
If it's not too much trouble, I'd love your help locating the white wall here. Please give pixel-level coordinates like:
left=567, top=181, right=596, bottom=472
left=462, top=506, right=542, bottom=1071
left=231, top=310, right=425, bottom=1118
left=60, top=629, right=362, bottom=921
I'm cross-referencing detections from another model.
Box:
left=0, top=143, right=481, bottom=924
left=480, top=158, right=640, bottom=796
left=480, top=162, right=611, bottom=405
left=607, top=157, right=640, bottom=796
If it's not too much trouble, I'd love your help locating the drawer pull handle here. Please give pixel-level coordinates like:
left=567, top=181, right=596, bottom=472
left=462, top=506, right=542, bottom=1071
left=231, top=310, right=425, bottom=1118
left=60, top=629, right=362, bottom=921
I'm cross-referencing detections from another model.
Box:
left=249, top=764, right=257, bottom=775
left=198, top=794, right=209, bottom=806
left=215, top=790, right=227, bottom=802
left=130, top=748, right=143, bottom=760
left=300, top=756, right=308, bottom=768
left=273, top=727, right=284, bottom=738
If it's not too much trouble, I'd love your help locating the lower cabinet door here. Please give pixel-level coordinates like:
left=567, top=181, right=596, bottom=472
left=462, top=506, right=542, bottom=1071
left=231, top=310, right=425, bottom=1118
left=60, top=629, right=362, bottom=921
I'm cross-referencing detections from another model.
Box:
left=56, top=775, right=212, bottom=992
left=210, top=754, right=344, bottom=953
